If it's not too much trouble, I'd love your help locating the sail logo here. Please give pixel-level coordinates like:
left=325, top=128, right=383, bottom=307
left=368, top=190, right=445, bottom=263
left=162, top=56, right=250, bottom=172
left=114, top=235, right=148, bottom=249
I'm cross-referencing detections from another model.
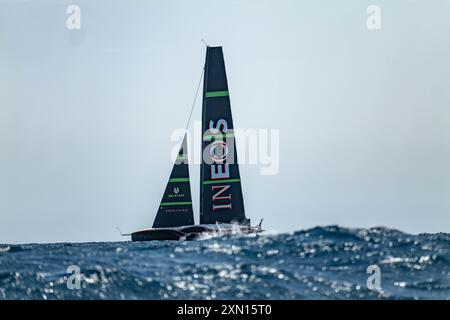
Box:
left=209, top=141, right=229, bottom=163
left=207, top=120, right=233, bottom=211
left=168, top=186, right=184, bottom=198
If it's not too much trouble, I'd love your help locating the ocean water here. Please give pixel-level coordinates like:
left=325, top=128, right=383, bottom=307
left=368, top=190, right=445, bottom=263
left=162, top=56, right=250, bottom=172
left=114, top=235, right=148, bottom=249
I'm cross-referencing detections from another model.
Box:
left=0, top=226, right=449, bottom=300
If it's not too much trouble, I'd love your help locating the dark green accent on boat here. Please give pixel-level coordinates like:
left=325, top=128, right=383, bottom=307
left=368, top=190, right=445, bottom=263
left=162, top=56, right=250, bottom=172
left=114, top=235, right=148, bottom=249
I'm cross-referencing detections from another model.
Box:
left=205, top=90, right=229, bottom=98
left=203, top=132, right=235, bottom=141
left=160, top=201, right=192, bottom=206
left=176, top=154, right=188, bottom=160
left=168, top=178, right=190, bottom=183
left=202, top=178, right=241, bottom=185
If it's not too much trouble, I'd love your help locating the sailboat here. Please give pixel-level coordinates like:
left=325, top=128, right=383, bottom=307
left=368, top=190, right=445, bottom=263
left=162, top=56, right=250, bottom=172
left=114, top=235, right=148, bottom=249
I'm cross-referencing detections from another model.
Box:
left=129, top=46, right=263, bottom=241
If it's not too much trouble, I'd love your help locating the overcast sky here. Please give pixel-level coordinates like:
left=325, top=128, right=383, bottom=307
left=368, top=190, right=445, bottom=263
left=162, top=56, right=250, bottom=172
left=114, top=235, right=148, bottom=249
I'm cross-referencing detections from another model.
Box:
left=1, top=0, right=449, bottom=244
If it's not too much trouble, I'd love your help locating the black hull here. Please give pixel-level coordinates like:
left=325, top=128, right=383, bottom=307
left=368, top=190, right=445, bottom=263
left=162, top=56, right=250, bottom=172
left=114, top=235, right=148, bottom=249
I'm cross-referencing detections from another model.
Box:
left=132, top=229, right=187, bottom=241
left=131, top=224, right=256, bottom=241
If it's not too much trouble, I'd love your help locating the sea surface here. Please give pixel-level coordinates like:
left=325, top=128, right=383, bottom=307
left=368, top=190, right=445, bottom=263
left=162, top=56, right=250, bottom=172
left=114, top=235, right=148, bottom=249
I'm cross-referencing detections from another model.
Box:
left=0, top=226, right=449, bottom=300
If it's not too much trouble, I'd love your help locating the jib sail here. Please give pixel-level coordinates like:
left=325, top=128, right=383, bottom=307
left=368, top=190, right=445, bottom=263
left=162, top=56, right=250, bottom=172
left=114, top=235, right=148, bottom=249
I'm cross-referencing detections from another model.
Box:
left=152, top=134, right=194, bottom=228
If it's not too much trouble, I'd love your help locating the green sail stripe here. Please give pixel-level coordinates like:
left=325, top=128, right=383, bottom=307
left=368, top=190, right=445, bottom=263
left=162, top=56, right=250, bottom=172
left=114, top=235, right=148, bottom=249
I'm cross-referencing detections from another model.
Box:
left=202, top=178, right=241, bottom=185
left=168, top=178, right=190, bottom=183
left=205, top=90, right=229, bottom=98
left=177, top=155, right=188, bottom=160
left=203, top=132, right=235, bottom=140
left=160, top=201, right=192, bottom=206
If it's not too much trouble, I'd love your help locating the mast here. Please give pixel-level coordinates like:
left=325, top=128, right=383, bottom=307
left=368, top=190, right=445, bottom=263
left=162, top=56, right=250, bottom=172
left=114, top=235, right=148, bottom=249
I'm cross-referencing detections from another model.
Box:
left=152, top=134, right=194, bottom=228
left=199, top=46, right=248, bottom=225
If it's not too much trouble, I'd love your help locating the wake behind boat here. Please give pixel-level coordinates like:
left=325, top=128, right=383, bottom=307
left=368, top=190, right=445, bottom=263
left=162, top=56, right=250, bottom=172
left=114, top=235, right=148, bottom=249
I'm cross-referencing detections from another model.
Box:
left=126, top=45, right=263, bottom=241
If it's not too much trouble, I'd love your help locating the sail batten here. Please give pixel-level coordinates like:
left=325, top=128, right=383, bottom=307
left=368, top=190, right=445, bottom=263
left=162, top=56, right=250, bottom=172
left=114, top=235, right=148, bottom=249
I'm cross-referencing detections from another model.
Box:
left=205, top=90, right=229, bottom=98
left=160, top=201, right=193, bottom=206
left=168, top=178, right=190, bottom=183
left=203, top=178, right=241, bottom=185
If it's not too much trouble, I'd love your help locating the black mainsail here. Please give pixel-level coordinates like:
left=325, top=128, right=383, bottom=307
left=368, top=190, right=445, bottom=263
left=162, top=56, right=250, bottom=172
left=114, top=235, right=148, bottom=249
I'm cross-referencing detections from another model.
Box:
left=152, top=134, right=194, bottom=228
left=200, top=46, right=248, bottom=225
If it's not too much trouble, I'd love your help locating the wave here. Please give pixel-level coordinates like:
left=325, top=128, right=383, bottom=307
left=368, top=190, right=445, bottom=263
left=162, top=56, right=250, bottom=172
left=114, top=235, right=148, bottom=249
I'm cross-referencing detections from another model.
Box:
left=0, top=226, right=449, bottom=300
